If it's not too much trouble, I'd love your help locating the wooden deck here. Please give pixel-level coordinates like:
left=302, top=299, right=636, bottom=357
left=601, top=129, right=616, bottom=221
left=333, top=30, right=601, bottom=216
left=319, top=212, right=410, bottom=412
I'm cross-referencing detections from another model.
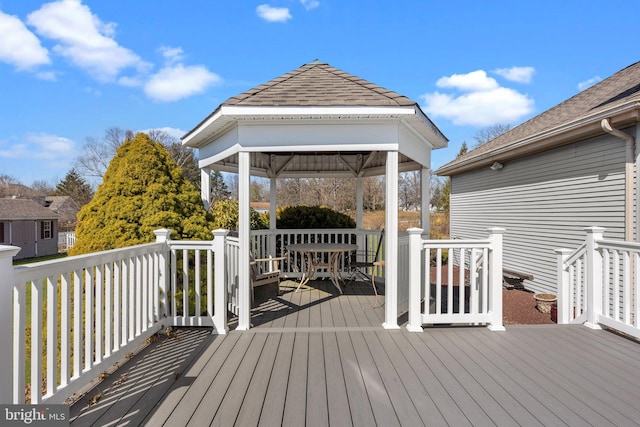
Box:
left=70, top=280, right=640, bottom=426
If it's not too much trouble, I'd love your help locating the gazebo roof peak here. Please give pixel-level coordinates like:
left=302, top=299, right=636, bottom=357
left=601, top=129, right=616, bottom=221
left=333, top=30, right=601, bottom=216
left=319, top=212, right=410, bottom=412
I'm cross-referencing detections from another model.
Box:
left=182, top=61, right=448, bottom=152
left=221, top=60, right=417, bottom=108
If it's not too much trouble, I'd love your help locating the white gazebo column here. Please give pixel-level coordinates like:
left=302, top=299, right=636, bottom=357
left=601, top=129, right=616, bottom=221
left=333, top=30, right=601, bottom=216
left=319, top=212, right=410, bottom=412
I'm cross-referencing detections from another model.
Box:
left=201, top=168, right=211, bottom=211
left=421, top=167, right=430, bottom=236
left=269, top=176, right=277, bottom=255
left=356, top=176, right=364, bottom=252
left=383, top=151, right=400, bottom=329
left=238, top=152, right=251, bottom=330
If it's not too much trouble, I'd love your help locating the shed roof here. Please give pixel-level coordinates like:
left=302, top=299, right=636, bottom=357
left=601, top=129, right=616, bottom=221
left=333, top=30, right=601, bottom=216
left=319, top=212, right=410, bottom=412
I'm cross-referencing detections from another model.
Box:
left=437, top=61, right=640, bottom=175
left=0, top=198, right=59, bottom=220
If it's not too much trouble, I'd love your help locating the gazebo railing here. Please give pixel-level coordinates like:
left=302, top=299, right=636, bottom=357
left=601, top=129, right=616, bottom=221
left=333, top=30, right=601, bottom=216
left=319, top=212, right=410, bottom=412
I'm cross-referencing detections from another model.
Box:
left=250, top=228, right=384, bottom=279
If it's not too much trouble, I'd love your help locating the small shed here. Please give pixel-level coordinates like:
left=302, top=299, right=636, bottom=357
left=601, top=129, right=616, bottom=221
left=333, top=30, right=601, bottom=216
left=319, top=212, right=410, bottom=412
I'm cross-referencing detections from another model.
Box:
left=0, top=198, right=59, bottom=260
left=183, top=60, right=448, bottom=329
left=436, top=61, right=640, bottom=294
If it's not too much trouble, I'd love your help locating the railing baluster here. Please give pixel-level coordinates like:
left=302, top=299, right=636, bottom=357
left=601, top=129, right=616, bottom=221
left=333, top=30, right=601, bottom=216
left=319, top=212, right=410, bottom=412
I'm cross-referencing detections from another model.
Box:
left=31, top=280, right=42, bottom=403
left=60, top=272, right=70, bottom=388
left=46, top=275, right=58, bottom=398
left=84, top=267, right=94, bottom=372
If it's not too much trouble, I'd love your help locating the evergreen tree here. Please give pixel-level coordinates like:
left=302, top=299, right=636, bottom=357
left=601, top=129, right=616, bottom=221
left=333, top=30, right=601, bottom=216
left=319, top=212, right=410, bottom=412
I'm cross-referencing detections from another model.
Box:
left=209, top=170, right=230, bottom=204
left=55, top=168, right=94, bottom=206
left=69, top=133, right=213, bottom=255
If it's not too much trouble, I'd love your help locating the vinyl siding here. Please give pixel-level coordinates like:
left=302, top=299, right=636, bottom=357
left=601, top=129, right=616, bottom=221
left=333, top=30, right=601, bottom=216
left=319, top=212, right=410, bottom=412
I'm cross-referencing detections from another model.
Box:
left=450, top=134, right=627, bottom=294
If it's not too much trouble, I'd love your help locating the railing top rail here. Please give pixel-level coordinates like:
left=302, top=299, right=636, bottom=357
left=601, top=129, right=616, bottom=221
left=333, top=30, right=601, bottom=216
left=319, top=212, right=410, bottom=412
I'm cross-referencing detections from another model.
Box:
left=168, top=240, right=215, bottom=250
left=562, top=243, right=587, bottom=268
left=250, top=228, right=380, bottom=234
left=421, top=239, right=492, bottom=249
left=13, top=242, right=164, bottom=279
left=596, top=239, right=640, bottom=253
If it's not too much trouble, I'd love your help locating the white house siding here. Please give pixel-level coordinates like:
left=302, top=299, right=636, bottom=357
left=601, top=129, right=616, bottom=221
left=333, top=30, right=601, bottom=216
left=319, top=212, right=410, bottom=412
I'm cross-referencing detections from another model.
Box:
left=450, top=134, right=627, bottom=294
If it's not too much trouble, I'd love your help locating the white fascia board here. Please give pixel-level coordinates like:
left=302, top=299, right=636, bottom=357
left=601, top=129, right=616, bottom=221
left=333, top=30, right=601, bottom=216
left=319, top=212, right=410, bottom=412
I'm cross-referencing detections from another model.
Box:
left=238, top=143, right=398, bottom=153
left=221, top=105, right=417, bottom=117
left=398, top=122, right=431, bottom=167
left=182, top=108, right=226, bottom=147
left=198, top=144, right=241, bottom=169
left=237, top=122, right=400, bottom=147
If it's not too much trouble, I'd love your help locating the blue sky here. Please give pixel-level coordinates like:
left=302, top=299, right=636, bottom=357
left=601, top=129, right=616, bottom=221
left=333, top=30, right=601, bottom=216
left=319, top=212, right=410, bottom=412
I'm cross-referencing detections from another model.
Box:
left=0, top=0, right=638, bottom=186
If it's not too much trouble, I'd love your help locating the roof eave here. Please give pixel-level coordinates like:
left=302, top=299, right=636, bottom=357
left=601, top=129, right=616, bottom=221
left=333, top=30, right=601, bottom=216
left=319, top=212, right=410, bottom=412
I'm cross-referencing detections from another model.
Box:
left=183, top=104, right=447, bottom=149
left=436, top=101, right=640, bottom=176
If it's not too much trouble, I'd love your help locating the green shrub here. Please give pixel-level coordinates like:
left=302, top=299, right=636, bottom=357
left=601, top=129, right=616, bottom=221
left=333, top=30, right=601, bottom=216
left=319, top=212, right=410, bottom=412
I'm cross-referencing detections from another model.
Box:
left=276, top=205, right=356, bottom=229
left=209, top=200, right=268, bottom=231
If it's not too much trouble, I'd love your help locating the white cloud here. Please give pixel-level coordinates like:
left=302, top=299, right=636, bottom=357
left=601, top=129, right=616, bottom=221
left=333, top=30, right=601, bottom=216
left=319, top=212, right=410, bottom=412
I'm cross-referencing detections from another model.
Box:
left=0, top=132, right=75, bottom=160
left=159, top=46, right=185, bottom=65
left=36, top=70, right=57, bottom=81
left=436, top=70, right=499, bottom=92
left=578, top=76, right=601, bottom=91
left=26, top=0, right=148, bottom=81
left=144, top=64, right=221, bottom=102
left=493, top=66, right=535, bottom=83
left=257, top=4, right=292, bottom=22
left=422, top=69, right=534, bottom=127
left=0, top=9, right=50, bottom=70
left=301, top=0, right=320, bottom=10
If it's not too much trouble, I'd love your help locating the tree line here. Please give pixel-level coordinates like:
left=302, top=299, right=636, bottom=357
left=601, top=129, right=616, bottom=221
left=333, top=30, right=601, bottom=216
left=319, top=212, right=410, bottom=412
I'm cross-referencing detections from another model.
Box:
left=2, top=123, right=511, bottom=224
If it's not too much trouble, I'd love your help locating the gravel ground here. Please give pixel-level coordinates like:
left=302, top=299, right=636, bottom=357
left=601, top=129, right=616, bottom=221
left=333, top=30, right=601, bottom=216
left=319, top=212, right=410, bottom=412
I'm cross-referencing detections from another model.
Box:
left=429, top=266, right=555, bottom=325
left=503, top=289, right=555, bottom=325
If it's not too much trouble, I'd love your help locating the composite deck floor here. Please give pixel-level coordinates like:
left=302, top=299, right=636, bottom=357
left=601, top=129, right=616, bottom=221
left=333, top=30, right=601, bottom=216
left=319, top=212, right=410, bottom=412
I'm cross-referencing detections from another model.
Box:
left=70, top=280, right=640, bottom=426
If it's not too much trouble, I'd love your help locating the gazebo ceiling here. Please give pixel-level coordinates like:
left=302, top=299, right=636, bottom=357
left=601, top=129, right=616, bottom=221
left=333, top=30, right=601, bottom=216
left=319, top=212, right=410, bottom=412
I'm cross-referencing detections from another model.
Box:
left=182, top=60, right=448, bottom=177
left=211, top=150, right=420, bottom=179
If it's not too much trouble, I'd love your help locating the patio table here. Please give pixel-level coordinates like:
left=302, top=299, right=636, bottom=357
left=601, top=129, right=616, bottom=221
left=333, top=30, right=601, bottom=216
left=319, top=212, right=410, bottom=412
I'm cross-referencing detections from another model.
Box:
left=286, top=243, right=358, bottom=294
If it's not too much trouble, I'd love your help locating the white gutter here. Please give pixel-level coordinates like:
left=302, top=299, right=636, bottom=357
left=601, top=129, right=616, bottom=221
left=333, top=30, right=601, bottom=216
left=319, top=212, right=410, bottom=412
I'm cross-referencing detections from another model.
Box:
left=601, top=118, right=636, bottom=241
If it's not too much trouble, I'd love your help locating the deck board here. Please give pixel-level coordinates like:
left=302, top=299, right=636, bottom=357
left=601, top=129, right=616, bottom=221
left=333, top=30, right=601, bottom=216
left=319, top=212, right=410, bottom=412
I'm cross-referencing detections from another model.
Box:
left=322, top=332, right=352, bottom=427
left=306, top=332, right=329, bottom=427
left=234, top=333, right=281, bottom=427
left=70, top=287, right=640, bottom=427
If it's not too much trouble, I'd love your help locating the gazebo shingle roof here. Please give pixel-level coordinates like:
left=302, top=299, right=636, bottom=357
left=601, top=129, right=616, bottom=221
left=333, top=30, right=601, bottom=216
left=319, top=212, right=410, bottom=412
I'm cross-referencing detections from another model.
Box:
left=437, top=61, right=640, bottom=175
left=223, top=60, right=417, bottom=107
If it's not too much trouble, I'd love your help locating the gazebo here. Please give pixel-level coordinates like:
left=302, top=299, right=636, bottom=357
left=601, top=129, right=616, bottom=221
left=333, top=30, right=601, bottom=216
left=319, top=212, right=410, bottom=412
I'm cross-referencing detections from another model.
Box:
left=182, top=60, right=448, bottom=330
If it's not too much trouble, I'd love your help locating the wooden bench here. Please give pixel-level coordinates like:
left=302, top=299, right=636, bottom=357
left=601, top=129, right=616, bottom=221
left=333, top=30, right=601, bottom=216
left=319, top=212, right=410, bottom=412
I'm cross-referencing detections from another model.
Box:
left=502, top=268, right=533, bottom=290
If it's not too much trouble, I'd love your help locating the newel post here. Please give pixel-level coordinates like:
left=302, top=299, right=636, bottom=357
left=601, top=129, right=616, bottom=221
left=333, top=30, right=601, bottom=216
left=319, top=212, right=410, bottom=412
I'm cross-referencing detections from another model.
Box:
left=0, top=245, right=21, bottom=404
left=154, top=228, right=172, bottom=323
left=555, top=248, right=573, bottom=324
left=585, top=226, right=605, bottom=329
left=406, top=228, right=424, bottom=332
left=212, top=229, right=229, bottom=334
left=487, top=227, right=506, bottom=331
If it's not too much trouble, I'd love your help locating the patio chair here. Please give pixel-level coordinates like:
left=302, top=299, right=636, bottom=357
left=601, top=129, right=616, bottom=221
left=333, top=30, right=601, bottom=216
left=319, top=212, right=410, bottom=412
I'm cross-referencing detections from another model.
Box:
left=348, top=229, right=384, bottom=307
left=250, top=255, right=286, bottom=304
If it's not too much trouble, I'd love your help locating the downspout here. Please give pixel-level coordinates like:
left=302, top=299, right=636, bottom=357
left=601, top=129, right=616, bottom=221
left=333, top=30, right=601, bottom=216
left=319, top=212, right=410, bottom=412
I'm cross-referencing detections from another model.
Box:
left=601, top=118, right=636, bottom=241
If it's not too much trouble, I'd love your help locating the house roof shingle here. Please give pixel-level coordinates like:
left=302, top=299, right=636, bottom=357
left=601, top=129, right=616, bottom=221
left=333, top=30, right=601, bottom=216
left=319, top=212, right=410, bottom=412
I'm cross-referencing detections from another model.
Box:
left=0, top=198, right=59, bottom=220
left=437, top=61, right=640, bottom=175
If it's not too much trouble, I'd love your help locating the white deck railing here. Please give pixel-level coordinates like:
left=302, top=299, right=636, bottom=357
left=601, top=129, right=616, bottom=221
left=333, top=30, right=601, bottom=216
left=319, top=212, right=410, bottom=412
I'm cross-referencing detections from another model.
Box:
left=0, top=228, right=229, bottom=405
left=557, top=227, right=640, bottom=339
left=406, top=228, right=505, bottom=332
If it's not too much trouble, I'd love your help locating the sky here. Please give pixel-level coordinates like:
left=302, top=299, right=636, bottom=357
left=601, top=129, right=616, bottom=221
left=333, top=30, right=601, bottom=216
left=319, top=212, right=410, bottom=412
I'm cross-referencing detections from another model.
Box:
left=0, top=0, right=638, bottom=187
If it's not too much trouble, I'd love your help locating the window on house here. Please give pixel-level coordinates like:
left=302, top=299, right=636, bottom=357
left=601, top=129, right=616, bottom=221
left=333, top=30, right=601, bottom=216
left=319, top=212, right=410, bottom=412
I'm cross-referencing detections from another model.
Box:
left=0, top=222, right=4, bottom=243
left=41, top=221, right=52, bottom=239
